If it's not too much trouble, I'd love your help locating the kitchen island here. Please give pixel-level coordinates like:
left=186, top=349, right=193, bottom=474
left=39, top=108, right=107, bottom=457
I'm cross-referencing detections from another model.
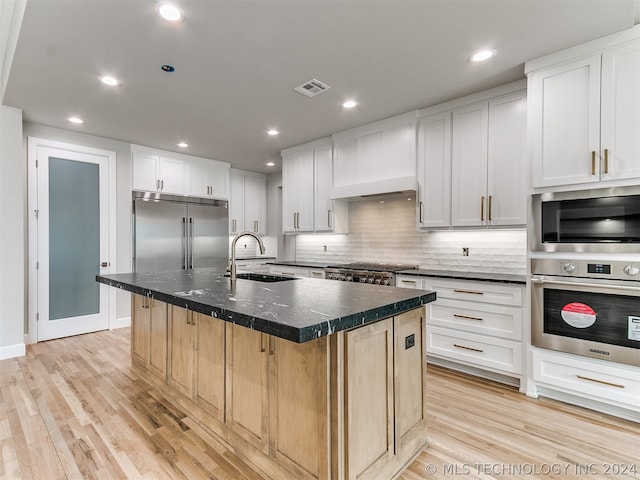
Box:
left=97, top=269, right=436, bottom=480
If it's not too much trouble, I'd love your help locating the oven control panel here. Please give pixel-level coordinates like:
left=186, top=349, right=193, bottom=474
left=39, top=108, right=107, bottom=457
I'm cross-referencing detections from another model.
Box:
left=532, top=258, right=640, bottom=281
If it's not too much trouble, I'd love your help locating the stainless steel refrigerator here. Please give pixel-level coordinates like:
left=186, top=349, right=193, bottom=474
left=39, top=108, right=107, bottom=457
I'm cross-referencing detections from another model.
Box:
left=132, top=191, right=229, bottom=273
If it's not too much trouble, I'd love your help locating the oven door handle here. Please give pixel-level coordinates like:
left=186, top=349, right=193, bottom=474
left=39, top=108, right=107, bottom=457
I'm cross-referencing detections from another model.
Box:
left=531, top=277, right=640, bottom=292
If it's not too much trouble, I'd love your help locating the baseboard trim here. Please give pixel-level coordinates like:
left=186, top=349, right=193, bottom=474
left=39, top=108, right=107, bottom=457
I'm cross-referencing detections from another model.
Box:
left=0, top=343, right=26, bottom=360
left=110, top=316, right=131, bottom=330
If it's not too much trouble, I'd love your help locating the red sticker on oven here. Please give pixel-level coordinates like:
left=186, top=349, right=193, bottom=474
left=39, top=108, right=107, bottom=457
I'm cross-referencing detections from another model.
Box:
left=561, top=302, right=597, bottom=328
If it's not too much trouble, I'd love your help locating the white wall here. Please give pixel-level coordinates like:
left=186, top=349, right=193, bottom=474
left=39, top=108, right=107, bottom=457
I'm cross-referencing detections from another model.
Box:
left=295, top=194, right=527, bottom=275
left=23, top=123, right=134, bottom=326
left=0, top=105, right=25, bottom=358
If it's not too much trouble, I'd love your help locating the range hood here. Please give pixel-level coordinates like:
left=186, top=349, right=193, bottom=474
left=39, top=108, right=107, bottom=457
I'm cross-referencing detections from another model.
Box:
left=330, top=176, right=417, bottom=200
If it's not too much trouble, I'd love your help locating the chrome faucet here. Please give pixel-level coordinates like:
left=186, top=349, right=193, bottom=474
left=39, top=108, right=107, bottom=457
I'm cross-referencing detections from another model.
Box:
left=229, top=231, right=266, bottom=283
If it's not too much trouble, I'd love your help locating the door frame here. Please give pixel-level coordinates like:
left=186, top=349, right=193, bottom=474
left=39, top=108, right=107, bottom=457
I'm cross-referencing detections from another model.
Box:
left=27, top=137, right=117, bottom=344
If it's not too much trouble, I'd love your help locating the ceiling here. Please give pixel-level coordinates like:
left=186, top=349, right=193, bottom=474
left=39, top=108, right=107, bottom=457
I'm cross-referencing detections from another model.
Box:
left=3, top=0, right=639, bottom=173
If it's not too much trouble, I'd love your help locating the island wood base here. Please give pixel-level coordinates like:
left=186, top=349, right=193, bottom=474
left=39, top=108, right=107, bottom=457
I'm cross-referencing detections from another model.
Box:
left=131, top=294, right=428, bottom=480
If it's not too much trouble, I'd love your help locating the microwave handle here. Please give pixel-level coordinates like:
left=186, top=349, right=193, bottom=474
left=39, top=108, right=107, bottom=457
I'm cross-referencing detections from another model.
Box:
left=531, top=277, right=640, bottom=292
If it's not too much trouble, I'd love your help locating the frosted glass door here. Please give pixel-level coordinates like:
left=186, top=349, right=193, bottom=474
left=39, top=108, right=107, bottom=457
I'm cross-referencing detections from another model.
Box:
left=37, top=146, right=110, bottom=341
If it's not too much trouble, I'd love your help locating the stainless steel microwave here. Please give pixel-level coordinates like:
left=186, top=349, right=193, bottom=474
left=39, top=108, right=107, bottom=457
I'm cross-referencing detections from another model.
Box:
left=531, top=186, right=640, bottom=254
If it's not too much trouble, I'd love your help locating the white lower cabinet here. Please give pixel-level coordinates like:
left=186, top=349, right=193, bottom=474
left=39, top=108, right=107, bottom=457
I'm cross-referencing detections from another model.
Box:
left=269, top=265, right=326, bottom=279
left=398, top=275, right=525, bottom=382
left=532, top=348, right=640, bottom=416
left=234, top=258, right=273, bottom=273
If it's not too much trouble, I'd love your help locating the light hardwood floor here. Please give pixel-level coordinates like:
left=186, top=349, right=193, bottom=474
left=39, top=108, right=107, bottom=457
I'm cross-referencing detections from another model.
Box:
left=1, top=328, right=638, bottom=480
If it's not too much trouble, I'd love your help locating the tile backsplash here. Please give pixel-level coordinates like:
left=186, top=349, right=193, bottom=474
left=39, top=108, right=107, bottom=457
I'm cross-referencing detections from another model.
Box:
left=295, top=194, right=527, bottom=275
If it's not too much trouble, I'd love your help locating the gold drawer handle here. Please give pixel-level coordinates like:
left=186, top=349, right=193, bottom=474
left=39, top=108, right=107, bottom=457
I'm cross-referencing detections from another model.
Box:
left=454, top=344, right=484, bottom=353
left=453, top=289, right=483, bottom=295
left=591, top=151, right=596, bottom=175
left=577, top=375, right=625, bottom=389
left=603, top=148, right=609, bottom=174
left=453, top=314, right=483, bottom=321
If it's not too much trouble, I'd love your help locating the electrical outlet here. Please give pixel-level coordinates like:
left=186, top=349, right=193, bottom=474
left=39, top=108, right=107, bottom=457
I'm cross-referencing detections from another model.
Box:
left=462, top=247, right=469, bottom=256
left=323, top=245, right=327, bottom=252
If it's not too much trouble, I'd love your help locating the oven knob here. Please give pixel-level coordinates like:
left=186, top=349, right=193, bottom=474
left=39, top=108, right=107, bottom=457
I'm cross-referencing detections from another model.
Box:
left=382, top=279, right=390, bottom=286
left=562, top=263, right=576, bottom=273
left=368, top=277, right=374, bottom=283
left=623, top=265, right=640, bottom=276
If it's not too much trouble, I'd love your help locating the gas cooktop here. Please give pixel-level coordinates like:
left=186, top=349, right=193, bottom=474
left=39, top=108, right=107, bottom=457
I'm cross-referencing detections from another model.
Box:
left=326, top=262, right=419, bottom=273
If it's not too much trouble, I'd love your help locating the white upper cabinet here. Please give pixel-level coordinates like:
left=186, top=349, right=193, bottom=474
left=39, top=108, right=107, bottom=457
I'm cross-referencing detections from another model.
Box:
left=527, top=30, right=640, bottom=190
left=314, top=143, right=348, bottom=233
left=131, top=144, right=230, bottom=199
left=229, top=169, right=266, bottom=235
left=452, top=91, right=527, bottom=227
left=417, top=82, right=527, bottom=230
left=132, top=150, right=185, bottom=195
left=451, top=102, right=489, bottom=227
left=282, top=149, right=314, bottom=233
left=282, top=138, right=347, bottom=234
left=486, top=91, right=527, bottom=226
left=417, top=112, right=451, bottom=229
left=185, top=158, right=230, bottom=199
left=331, top=111, right=417, bottom=198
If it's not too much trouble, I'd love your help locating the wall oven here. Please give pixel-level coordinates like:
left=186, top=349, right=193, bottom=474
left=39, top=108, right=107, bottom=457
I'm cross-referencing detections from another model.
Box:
left=531, top=258, right=640, bottom=367
left=531, top=186, right=640, bottom=254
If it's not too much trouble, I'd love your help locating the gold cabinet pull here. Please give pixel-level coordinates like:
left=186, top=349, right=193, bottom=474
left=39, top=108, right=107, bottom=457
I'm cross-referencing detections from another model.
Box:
left=268, top=336, right=275, bottom=356
left=454, top=344, right=484, bottom=353
left=453, top=289, right=483, bottom=295
left=488, top=195, right=492, bottom=221
left=591, top=151, right=596, bottom=175
left=480, top=196, right=485, bottom=221
left=419, top=201, right=424, bottom=223
left=603, top=148, right=609, bottom=174
left=260, top=333, right=266, bottom=353
left=577, top=375, right=624, bottom=389
left=328, top=209, right=332, bottom=228
left=454, top=314, right=483, bottom=321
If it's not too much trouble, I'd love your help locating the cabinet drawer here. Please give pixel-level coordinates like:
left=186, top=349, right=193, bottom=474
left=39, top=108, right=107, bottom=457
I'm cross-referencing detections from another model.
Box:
left=533, top=349, right=640, bottom=410
left=429, top=299, right=522, bottom=341
left=426, top=278, right=523, bottom=307
left=427, top=326, right=522, bottom=375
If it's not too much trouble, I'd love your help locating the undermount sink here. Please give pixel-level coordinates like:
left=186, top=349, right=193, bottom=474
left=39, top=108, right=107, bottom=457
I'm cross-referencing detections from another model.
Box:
left=235, top=273, right=299, bottom=283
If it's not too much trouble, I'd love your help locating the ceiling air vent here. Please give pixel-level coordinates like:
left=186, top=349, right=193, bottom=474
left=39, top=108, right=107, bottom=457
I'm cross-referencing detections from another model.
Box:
left=294, top=79, right=331, bottom=97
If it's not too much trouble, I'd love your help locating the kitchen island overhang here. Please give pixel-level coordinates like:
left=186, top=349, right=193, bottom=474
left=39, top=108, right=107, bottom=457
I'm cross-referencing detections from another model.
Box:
left=96, top=268, right=436, bottom=342
left=96, top=268, right=436, bottom=480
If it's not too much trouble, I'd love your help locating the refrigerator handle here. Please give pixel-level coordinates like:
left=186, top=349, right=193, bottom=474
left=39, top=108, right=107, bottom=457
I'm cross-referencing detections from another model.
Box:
left=182, top=217, right=188, bottom=269
left=189, top=217, right=194, bottom=269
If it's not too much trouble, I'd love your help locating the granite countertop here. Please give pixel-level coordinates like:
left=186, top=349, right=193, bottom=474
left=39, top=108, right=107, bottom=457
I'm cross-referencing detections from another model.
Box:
left=97, top=269, right=435, bottom=343
left=397, top=269, right=527, bottom=285
left=267, top=260, right=331, bottom=268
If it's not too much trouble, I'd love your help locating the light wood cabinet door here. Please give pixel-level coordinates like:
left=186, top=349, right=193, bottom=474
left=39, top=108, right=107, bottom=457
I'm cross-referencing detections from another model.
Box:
left=344, top=318, right=394, bottom=480
left=168, top=306, right=195, bottom=398
left=148, top=299, right=167, bottom=379
left=131, top=294, right=148, bottom=365
left=225, top=324, right=269, bottom=452
left=195, top=313, right=225, bottom=421
left=393, top=309, right=427, bottom=452
left=269, top=336, right=329, bottom=480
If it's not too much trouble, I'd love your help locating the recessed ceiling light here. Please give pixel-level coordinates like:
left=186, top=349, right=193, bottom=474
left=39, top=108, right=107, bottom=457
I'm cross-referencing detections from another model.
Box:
left=100, top=75, right=119, bottom=86
left=177, top=142, right=189, bottom=148
left=156, top=2, right=184, bottom=23
left=68, top=116, right=83, bottom=124
left=342, top=100, right=357, bottom=109
left=267, top=129, right=279, bottom=136
left=266, top=162, right=275, bottom=167
left=469, top=49, right=496, bottom=62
